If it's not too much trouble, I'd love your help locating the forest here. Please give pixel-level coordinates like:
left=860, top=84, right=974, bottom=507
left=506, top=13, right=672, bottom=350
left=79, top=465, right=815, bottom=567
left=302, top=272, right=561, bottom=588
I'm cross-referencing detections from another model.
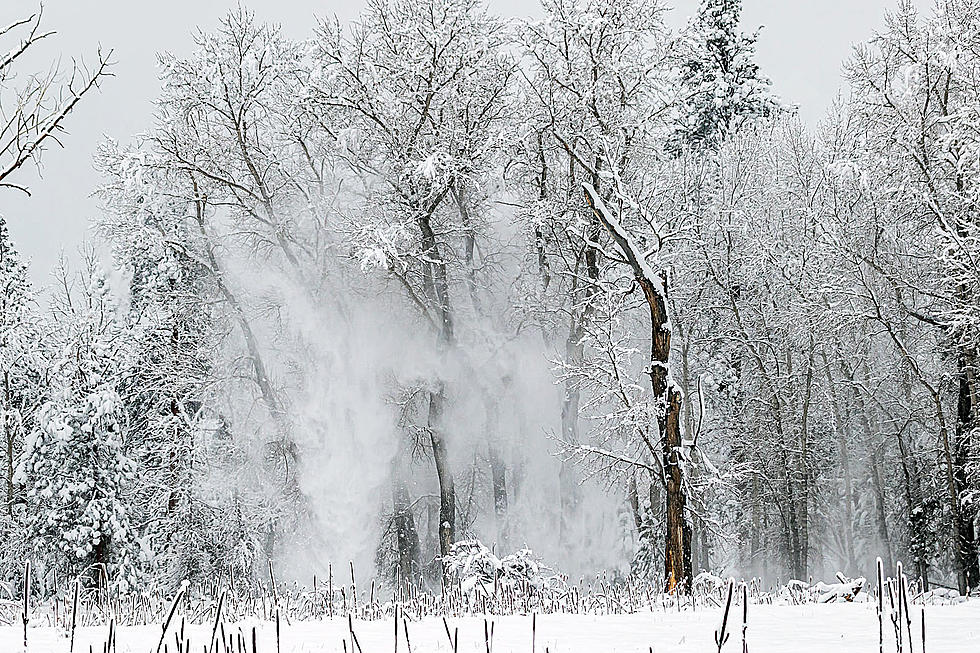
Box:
left=1, top=0, right=980, bottom=608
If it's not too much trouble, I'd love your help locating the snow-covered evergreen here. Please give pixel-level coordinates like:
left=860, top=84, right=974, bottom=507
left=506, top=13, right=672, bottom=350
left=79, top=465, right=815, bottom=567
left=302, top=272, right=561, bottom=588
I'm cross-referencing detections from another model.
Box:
left=672, top=0, right=781, bottom=150
left=17, top=263, right=139, bottom=588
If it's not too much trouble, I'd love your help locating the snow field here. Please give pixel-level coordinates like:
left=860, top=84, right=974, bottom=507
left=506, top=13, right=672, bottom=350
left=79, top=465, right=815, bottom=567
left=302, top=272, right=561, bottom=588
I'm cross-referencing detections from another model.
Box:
left=6, top=601, right=980, bottom=652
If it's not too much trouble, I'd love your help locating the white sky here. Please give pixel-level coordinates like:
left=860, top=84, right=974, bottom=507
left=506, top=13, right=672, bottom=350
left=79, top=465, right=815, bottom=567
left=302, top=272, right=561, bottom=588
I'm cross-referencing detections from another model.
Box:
left=4, top=0, right=931, bottom=285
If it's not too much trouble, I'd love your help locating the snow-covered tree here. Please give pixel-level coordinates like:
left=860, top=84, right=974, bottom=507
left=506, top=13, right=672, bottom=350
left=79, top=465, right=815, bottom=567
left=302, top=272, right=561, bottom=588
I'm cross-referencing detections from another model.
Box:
left=512, top=0, right=679, bottom=580
left=17, top=260, right=139, bottom=589
left=95, top=139, right=239, bottom=589
left=672, top=0, right=781, bottom=151
left=511, top=0, right=761, bottom=590
left=843, top=0, right=980, bottom=594
left=0, top=215, right=46, bottom=584
left=311, top=0, right=515, bottom=568
left=105, top=8, right=335, bottom=576
left=0, top=216, right=37, bottom=513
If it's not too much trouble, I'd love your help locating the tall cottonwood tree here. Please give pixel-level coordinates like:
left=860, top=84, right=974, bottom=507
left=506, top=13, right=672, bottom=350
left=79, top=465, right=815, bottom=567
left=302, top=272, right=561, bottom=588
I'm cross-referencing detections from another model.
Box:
left=514, top=0, right=681, bottom=574
left=97, top=134, right=301, bottom=583
left=311, top=0, right=514, bottom=562
left=133, top=9, right=347, bottom=569
left=582, top=178, right=690, bottom=590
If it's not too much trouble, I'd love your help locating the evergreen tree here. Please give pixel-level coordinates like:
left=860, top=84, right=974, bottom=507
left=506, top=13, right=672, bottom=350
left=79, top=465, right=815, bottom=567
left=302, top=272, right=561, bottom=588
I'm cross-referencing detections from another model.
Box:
left=672, top=0, right=781, bottom=150
left=127, top=249, right=226, bottom=589
left=17, top=262, right=140, bottom=589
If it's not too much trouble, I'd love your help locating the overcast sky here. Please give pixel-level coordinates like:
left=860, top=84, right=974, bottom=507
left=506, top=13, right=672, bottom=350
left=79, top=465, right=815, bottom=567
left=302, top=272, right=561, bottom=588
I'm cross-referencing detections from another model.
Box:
left=4, top=0, right=930, bottom=286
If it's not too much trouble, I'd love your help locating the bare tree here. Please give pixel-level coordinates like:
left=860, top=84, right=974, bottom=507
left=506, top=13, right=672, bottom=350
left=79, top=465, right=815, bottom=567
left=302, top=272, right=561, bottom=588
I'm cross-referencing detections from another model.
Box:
left=0, top=6, right=112, bottom=195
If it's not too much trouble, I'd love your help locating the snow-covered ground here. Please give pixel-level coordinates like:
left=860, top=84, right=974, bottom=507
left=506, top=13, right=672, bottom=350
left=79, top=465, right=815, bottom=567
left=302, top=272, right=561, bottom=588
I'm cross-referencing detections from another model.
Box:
left=7, top=601, right=980, bottom=652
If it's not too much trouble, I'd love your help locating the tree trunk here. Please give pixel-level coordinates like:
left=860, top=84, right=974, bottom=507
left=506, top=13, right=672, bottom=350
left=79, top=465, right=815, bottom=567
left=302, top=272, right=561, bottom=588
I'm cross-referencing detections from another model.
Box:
left=484, top=396, right=509, bottom=547
left=954, top=350, right=980, bottom=592
left=869, top=453, right=894, bottom=571
left=583, top=183, right=690, bottom=592
left=663, top=388, right=689, bottom=591
left=3, top=370, right=12, bottom=515
left=895, top=424, right=928, bottom=586
left=487, top=438, right=509, bottom=549
left=775, top=410, right=800, bottom=578
left=418, top=206, right=458, bottom=562
left=428, top=386, right=455, bottom=558
left=952, top=163, right=980, bottom=595
left=559, top=334, right=583, bottom=544
left=750, top=475, right=761, bottom=577
left=392, top=477, right=421, bottom=586
left=166, top=397, right=181, bottom=514
left=822, top=349, right=856, bottom=574
left=797, top=343, right=815, bottom=580
left=627, top=472, right=645, bottom=533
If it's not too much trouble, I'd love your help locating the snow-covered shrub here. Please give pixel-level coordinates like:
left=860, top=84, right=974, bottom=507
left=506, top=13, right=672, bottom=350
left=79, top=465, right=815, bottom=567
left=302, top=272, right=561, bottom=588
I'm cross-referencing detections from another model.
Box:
left=444, top=540, right=500, bottom=594
left=814, top=577, right=866, bottom=603
left=499, top=548, right=542, bottom=587
left=692, top=571, right=726, bottom=597
left=772, top=575, right=867, bottom=604
left=919, top=587, right=966, bottom=605
left=443, top=540, right=548, bottom=595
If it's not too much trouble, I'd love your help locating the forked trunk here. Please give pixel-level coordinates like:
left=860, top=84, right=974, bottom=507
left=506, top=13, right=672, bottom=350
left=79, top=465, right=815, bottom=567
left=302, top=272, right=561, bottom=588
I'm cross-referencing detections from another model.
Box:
left=417, top=206, right=458, bottom=562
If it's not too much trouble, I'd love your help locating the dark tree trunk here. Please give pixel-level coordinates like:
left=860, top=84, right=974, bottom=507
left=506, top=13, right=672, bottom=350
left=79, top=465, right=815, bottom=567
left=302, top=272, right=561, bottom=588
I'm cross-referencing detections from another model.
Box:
left=869, top=454, right=894, bottom=572
left=428, top=386, right=455, bottom=558
left=950, top=165, right=980, bottom=595
left=167, top=397, right=181, bottom=514
left=775, top=414, right=800, bottom=578
left=418, top=206, right=458, bottom=561
left=954, top=351, right=980, bottom=592
left=663, top=388, right=689, bottom=591
left=583, top=184, right=690, bottom=592
left=488, top=440, right=508, bottom=548
left=823, top=350, right=856, bottom=574
left=3, top=370, right=12, bottom=515
left=750, top=476, right=761, bottom=576
left=797, top=344, right=815, bottom=580
left=392, top=477, right=421, bottom=585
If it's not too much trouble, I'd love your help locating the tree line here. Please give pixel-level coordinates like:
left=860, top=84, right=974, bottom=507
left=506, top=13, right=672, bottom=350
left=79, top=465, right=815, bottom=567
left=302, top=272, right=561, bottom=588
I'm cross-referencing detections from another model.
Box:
left=3, top=0, right=980, bottom=598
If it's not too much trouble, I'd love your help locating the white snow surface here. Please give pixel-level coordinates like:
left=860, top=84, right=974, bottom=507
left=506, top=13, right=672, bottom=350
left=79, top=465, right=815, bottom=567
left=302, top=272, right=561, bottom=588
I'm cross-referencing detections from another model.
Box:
left=6, top=601, right=980, bottom=652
